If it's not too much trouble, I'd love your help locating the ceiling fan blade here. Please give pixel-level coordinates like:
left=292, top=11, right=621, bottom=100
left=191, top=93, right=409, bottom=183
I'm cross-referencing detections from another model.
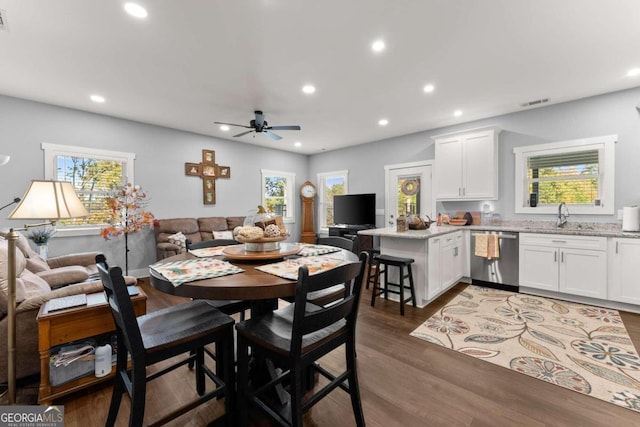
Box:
left=263, top=130, right=282, bottom=141
left=254, top=110, right=265, bottom=128
left=233, top=130, right=254, bottom=137
left=268, top=125, right=301, bottom=131
left=214, top=121, right=251, bottom=128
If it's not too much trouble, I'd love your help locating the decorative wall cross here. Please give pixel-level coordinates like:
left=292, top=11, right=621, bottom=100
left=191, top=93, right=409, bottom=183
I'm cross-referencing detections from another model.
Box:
left=185, top=149, right=231, bottom=204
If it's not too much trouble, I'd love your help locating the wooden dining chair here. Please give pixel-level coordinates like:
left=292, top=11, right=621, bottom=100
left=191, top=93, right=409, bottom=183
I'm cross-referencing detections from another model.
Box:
left=316, top=235, right=356, bottom=253
left=235, top=252, right=368, bottom=427
left=96, top=255, right=235, bottom=427
left=297, top=235, right=357, bottom=306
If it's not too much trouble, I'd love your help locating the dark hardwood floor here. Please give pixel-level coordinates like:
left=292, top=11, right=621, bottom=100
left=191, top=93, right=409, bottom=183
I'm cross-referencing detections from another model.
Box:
left=58, top=278, right=640, bottom=426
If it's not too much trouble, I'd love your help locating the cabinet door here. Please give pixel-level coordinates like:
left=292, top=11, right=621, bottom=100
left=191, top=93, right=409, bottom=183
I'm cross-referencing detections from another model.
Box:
left=610, top=239, right=640, bottom=304
left=434, top=136, right=463, bottom=199
left=559, top=248, right=607, bottom=299
left=462, top=131, right=496, bottom=199
left=427, top=238, right=442, bottom=299
left=440, top=235, right=457, bottom=289
left=519, top=244, right=558, bottom=291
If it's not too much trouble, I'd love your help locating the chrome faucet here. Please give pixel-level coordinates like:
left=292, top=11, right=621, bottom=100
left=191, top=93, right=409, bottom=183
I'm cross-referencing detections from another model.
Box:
left=557, top=202, right=569, bottom=228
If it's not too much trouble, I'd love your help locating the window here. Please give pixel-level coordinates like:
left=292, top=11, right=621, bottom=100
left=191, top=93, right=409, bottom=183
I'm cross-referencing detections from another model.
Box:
left=317, top=170, right=348, bottom=230
left=261, top=169, right=295, bottom=223
left=513, top=135, right=615, bottom=215
left=42, top=143, right=135, bottom=229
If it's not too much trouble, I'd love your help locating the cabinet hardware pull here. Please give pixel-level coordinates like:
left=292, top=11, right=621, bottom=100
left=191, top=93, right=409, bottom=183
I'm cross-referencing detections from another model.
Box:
left=551, top=240, right=567, bottom=244
left=454, top=247, right=458, bottom=257
left=561, top=251, right=564, bottom=263
left=554, top=251, right=557, bottom=262
left=616, top=241, right=619, bottom=254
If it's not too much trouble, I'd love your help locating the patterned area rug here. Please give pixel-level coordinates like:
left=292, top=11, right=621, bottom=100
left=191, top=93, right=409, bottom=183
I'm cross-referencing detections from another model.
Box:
left=410, top=285, right=640, bottom=413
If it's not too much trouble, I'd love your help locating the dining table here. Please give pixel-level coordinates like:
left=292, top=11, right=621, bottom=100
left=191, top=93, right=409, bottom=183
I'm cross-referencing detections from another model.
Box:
left=148, top=242, right=360, bottom=408
left=148, top=242, right=359, bottom=311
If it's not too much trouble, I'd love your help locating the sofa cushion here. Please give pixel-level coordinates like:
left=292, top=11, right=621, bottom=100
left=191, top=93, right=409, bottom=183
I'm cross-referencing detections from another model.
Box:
left=19, top=270, right=52, bottom=300
left=0, top=240, right=28, bottom=303
left=167, top=232, right=187, bottom=250
left=226, top=216, right=246, bottom=230
left=37, top=266, right=90, bottom=289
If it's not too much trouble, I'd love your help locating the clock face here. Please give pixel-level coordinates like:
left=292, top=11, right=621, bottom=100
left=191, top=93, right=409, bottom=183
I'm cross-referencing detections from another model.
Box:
left=301, top=184, right=316, bottom=198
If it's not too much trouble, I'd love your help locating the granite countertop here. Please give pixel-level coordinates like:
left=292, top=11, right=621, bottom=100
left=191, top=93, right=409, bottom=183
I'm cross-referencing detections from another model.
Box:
left=358, top=220, right=640, bottom=239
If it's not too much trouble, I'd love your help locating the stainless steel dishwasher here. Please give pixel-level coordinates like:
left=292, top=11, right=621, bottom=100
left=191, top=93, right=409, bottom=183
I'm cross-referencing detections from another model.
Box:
left=470, top=231, right=519, bottom=291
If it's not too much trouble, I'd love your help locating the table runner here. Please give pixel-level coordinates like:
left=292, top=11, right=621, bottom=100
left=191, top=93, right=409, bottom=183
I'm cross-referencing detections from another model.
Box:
left=296, top=244, right=341, bottom=257
left=150, top=258, right=244, bottom=286
left=188, top=246, right=227, bottom=257
left=255, top=255, right=350, bottom=280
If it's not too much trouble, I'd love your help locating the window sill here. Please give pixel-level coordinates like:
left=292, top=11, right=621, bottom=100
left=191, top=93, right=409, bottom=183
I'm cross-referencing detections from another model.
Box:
left=54, top=226, right=102, bottom=238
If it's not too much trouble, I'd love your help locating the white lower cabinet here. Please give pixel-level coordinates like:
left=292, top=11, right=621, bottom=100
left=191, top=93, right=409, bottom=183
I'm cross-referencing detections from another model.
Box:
left=519, top=233, right=607, bottom=299
left=428, top=231, right=463, bottom=300
left=609, top=238, right=640, bottom=305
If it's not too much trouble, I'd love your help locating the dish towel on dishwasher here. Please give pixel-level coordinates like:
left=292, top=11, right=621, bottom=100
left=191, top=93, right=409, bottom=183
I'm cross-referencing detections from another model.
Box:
left=474, top=234, right=500, bottom=259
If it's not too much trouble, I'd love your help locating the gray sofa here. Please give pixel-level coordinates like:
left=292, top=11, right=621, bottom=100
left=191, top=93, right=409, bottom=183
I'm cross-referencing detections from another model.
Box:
left=154, top=216, right=245, bottom=260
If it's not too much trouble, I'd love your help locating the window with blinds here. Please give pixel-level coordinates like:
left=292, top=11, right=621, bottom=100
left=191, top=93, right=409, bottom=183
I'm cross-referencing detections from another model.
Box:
left=527, top=149, right=600, bottom=206
left=513, top=135, right=615, bottom=215
left=42, top=143, right=136, bottom=229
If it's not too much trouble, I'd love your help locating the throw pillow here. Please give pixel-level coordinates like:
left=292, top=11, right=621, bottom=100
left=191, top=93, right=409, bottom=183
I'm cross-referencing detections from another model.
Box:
left=167, top=232, right=187, bottom=249
left=213, top=230, right=234, bottom=240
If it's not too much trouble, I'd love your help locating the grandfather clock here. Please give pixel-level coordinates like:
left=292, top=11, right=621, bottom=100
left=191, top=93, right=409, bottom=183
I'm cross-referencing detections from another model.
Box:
left=299, top=181, right=317, bottom=244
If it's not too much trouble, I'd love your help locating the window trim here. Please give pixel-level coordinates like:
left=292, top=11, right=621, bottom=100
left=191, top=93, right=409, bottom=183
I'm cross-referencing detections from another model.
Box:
left=42, top=142, right=136, bottom=236
left=317, top=170, right=349, bottom=233
left=260, top=169, right=296, bottom=223
left=513, top=135, right=616, bottom=215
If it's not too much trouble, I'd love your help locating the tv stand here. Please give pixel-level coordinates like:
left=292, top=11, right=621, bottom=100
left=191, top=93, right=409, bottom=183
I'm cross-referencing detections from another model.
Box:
left=328, top=225, right=375, bottom=252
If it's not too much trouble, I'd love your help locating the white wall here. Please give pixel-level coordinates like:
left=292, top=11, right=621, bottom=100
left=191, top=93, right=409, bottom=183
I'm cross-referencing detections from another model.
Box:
left=309, top=86, right=640, bottom=223
left=0, top=95, right=308, bottom=276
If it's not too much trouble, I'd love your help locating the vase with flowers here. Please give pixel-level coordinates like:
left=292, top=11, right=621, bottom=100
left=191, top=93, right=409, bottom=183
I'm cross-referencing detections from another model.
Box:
left=100, top=183, right=155, bottom=274
left=29, top=226, right=56, bottom=259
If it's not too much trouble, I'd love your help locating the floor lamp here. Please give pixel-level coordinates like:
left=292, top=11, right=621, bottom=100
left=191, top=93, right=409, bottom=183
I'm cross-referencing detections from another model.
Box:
left=5, top=180, right=88, bottom=404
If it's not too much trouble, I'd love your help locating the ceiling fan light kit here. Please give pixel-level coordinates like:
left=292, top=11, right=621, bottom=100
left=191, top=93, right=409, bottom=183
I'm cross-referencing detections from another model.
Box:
left=214, top=110, right=301, bottom=141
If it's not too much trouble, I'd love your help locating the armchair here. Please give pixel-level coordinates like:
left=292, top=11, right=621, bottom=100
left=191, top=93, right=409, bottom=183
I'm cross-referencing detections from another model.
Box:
left=0, top=232, right=135, bottom=383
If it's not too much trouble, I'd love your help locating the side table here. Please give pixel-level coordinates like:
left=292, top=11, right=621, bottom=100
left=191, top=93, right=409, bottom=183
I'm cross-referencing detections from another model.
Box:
left=37, top=287, right=147, bottom=405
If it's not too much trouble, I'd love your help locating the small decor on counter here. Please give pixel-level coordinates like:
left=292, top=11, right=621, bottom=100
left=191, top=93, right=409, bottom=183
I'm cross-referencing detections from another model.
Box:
left=396, top=215, right=408, bottom=232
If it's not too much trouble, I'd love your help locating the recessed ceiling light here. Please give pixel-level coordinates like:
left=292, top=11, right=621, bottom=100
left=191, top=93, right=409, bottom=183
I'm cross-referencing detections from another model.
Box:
left=378, top=119, right=389, bottom=126
left=302, top=85, right=316, bottom=94
left=453, top=110, right=463, bottom=117
left=423, top=84, right=435, bottom=93
left=371, top=40, right=385, bottom=52
left=220, top=125, right=230, bottom=131
left=627, top=68, right=640, bottom=77
left=124, top=3, right=148, bottom=19
left=294, top=141, right=302, bottom=148
left=90, top=95, right=105, bottom=103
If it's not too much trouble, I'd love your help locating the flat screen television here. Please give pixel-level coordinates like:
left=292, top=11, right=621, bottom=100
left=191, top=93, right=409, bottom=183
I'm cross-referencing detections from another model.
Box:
left=333, top=193, right=376, bottom=226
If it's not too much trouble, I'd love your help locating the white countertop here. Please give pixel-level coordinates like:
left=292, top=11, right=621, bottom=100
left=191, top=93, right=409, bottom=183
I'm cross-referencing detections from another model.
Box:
left=358, top=221, right=640, bottom=239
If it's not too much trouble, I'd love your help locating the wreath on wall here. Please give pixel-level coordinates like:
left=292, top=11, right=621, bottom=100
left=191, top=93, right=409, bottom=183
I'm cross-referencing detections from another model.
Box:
left=401, top=179, right=420, bottom=196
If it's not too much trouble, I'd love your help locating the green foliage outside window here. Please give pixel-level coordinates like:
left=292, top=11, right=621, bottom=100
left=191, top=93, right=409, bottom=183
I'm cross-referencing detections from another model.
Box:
left=55, top=155, right=125, bottom=225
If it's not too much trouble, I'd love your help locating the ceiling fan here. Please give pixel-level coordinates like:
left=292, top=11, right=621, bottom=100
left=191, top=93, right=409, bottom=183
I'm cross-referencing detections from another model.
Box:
left=215, top=110, right=301, bottom=141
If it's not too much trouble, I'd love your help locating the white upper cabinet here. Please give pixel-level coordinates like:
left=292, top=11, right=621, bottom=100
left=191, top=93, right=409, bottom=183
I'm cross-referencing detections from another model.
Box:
left=433, top=126, right=501, bottom=200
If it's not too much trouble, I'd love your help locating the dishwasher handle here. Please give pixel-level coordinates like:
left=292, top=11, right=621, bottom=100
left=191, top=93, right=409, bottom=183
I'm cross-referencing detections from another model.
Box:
left=471, top=233, right=518, bottom=240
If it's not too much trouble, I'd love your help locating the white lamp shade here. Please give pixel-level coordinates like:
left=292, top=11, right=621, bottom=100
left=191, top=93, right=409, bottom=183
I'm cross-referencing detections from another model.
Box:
left=0, top=154, right=9, bottom=166
left=8, top=180, right=89, bottom=220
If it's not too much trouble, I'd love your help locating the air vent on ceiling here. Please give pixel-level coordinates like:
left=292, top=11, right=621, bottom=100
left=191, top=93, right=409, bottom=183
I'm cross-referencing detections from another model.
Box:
left=0, top=9, right=8, bottom=31
left=521, top=98, right=549, bottom=108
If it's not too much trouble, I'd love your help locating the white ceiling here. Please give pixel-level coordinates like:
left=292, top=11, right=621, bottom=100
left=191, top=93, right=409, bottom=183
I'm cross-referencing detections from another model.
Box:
left=1, top=0, right=639, bottom=154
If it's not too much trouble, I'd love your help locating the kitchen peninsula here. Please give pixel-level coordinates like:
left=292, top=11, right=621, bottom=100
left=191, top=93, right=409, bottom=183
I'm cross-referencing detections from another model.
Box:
left=359, top=226, right=467, bottom=307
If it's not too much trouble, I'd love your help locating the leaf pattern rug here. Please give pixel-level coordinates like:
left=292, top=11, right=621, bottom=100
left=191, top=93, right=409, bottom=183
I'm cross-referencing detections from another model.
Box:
left=410, top=285, right=640, bottom=413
